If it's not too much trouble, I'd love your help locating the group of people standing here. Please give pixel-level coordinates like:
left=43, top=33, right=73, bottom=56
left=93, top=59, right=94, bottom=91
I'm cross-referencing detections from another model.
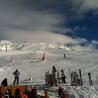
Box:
left=1, top=69, right=20, bottom=86
left=45, top=66, right=67, bottom=87
left=1, top=66, right=67, bottom=87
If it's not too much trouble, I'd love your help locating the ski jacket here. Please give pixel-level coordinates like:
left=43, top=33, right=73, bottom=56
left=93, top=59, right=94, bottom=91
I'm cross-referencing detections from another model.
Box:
left=1, top=78, right=8, bottom=86
left=20, top=93, right=28, bottom=98
left=13, top=70, right=20, bottom=78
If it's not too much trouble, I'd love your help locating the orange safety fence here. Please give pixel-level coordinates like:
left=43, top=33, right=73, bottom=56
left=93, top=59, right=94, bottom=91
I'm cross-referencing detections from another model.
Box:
left=0, top=85, right=50, bottom=98
left=0, top=85, right=26, bottom=97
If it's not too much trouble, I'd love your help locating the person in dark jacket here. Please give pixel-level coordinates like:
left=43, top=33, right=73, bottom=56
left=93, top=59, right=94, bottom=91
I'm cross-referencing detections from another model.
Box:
left=64, top=54, right=66, bottom=58
left=61, top=69, right=66, bottom=83
left=1, top=78, right=8, bottom=86
left=8, top=89, right=14, bottom=98
left=52, top=66, right=57, bottom=74
left=14, top=88, right=21, bottom=98
left=58, top=87, right=64, bottom=98
left=13, top=69, right=20, bottom=85
left=31, top=87, right=41, bottom=98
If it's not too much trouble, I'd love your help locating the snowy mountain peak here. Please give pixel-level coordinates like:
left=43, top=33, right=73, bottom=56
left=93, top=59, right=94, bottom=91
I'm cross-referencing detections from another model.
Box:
left=0, top=40, right=95, bottom=52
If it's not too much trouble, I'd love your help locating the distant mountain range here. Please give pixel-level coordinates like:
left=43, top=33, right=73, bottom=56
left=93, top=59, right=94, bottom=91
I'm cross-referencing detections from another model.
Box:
left=0, top=40, right=96, bottom=52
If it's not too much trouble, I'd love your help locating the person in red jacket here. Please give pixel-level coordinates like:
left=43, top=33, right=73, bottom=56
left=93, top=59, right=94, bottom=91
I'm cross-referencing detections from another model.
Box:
left=20, top=92, right=28, bottom=98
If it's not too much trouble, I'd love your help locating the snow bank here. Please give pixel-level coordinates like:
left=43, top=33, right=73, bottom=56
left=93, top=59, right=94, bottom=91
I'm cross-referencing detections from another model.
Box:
left=62, top=85, right=98, bottom=98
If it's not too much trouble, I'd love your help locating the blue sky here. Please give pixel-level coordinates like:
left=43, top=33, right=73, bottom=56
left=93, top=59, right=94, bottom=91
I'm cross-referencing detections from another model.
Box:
left=0, top=0, right=98, bottom=47
left=65, top=13, right=98, bottom=41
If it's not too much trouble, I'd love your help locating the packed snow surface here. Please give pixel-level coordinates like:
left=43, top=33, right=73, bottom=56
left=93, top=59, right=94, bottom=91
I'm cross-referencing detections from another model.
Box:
left=0, top=41, right=98, bottom=98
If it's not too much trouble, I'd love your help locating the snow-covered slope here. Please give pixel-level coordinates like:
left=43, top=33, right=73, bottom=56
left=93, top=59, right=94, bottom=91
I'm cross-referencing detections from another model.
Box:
left=0, top=40, right=98, bottom=98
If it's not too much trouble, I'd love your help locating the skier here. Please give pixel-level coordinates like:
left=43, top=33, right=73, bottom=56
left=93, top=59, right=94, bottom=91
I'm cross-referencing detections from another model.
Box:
left=13, top=69, right=20, bottom=85
left=61, top=69, right=66, bottom=83
left=64, top=54, right=66, bottom=58
left=1, top=78, right=8, bottom=86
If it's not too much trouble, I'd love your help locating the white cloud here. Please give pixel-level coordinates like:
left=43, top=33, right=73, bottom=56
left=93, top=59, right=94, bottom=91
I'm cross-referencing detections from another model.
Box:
left=69, top=0, right=98, bottom=19
left=3, top=31, right=77, bottom=43
left=80, top=0, right=98, bottom=12
left=0, top=0, right=63, bottom=37
left=91, top=40, right=98, bottom=44
left=76, top=38, right=88, bottom=44
left=0, top=0, right=97, bottom=50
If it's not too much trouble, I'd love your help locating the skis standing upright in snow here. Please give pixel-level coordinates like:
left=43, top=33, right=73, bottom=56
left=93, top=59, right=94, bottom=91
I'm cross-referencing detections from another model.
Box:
left=79, top=69, right=83, bottom=86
